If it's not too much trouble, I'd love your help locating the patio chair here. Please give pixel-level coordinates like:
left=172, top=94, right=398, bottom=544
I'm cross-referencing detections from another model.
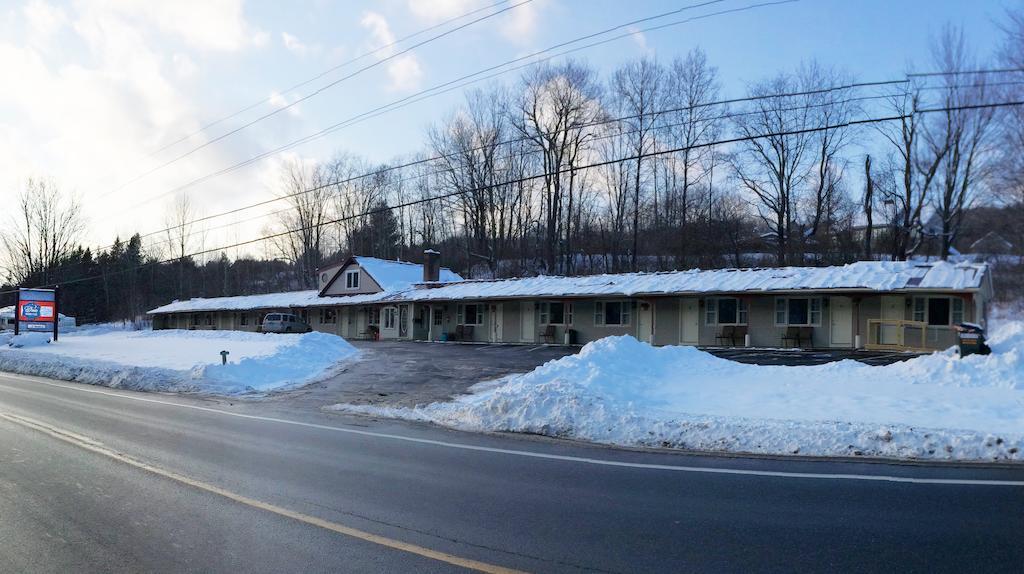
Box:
left=539, top=324, right=557, bottom=343
left=715, top=325, right=736, bottom=346
left=798, top=326, right=814, bottom=348
left=462, top=325, right=474, bottom=341
left=781, top=326, right=801, bottom=348
left=452, top=324, right=466, bottom=341
left=732, top=325, right=749, bottom=347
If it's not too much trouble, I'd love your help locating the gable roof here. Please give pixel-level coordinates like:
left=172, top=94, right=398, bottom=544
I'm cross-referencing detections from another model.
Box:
left=319, top=256, right=463, bottom=296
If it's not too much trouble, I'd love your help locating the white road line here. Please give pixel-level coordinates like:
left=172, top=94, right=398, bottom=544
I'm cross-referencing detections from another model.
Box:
left=0, top=373, right=1022, bottom=486
left=0, top=411, right=525, bottom=574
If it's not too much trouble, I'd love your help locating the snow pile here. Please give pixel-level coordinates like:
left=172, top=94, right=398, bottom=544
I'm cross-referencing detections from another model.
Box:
left=0, top=329, right=359, bottom=395
left=331, top=322, right=1024, bottom=460
left=7, top=333, right=52, bottom=348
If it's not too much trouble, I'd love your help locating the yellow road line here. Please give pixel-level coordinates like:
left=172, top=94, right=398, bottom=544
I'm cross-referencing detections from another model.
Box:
left=0, top=411, right=527, bottom=574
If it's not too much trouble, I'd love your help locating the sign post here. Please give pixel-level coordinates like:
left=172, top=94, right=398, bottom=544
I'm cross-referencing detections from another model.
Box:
left=15, top=287, right=59, bottom=341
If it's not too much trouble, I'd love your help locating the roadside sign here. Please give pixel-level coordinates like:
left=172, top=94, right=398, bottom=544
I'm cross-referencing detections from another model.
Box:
left=14, top=287, right=59, bottom=341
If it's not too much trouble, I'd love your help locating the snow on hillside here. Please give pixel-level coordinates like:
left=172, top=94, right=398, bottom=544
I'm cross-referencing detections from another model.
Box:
left=330, top=322, right=1024, bottom=461
left=0, top=329, right=359, bottom=395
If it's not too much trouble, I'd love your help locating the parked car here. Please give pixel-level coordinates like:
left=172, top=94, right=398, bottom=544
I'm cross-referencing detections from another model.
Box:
left=260, top=312, right=312, bottom=333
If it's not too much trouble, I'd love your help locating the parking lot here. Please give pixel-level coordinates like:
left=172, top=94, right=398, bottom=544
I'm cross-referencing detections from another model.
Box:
left=264, top=340, right=925, bottom=410
left=270, top=340, right=578, bottom=409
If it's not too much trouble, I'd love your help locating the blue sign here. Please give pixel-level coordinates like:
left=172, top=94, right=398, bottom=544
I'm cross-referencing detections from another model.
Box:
left=21, top=302, right=41, bottom=320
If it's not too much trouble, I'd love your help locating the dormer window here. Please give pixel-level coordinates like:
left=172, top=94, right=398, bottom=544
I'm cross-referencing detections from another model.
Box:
left=345, top=270, right=359, bottom=289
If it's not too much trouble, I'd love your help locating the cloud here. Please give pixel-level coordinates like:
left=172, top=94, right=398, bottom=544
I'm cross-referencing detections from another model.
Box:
left=500, top=0, right=542, bottom=45
left=386, top=54, right=423, bottom=92
left=360, top=11, right=423, bottom=92
left=23, top=0, right=68, bottom=45
left=628, top=26, right=650, bottom=54
left=268, top=91, right=301, bottom=116
left=84, top=0, right=266, bottom=52
left=281, top=31, right=308, bottom=56
left=407, top=0, right=481, bottom=24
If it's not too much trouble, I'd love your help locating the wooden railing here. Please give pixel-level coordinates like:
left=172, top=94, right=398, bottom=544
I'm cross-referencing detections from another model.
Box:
left=865, top=319, right=929, bottom=351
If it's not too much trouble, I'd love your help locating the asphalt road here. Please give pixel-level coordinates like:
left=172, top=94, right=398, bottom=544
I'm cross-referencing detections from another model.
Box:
left=0, top=372, right=1022, bottom=573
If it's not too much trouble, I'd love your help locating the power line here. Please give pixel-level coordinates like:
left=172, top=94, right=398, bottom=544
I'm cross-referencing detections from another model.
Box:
left=100, top=0, right=535, bottom=198
left=91, top=74, right=1024, bottom=259
left=145, top=0, right=517, bottom=159
left=12, top=98, right=1024, bottom=295
left=110, top=0, right=781, bottom=211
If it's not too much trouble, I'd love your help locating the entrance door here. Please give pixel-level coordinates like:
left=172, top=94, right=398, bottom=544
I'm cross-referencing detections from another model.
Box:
left=829, top=296, right=853, bottom=347
left=637, top=301, right=654, bottom=344
left=490, top=304, right=503, bottom=343
left=381, top=306, right=398, bottom=339
left=680, top=298, right=699, bottom=345
left=879, top=295, right=903, bottom=345
left=520, top=301, right=535, bottom=343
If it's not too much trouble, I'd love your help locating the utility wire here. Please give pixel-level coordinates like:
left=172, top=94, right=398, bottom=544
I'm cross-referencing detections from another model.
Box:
left=110, top=0, right=777, bottom=209
left=145, top=0, right=516, bottom=159
left=11, top=98, right=1024, bottom=295
left=87, top=74, right=1024, bottom=258
left=100, top=0, right=534, bottom=198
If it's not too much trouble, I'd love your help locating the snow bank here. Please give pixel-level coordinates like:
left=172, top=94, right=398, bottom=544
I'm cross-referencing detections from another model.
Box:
left=0, top=329, right=359, bottom=395
left=331, top=322, right=1024, bottom=461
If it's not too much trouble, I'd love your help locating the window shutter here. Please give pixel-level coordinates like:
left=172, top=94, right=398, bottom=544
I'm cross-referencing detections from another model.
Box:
left=706, top=298, right=717, bottom=325
left=774, top=298, right=786, bottom=325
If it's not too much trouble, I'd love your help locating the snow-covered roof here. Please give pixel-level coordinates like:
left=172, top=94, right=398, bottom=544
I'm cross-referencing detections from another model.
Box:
left=395, top=261, right=989, bottom=302
left=352, top=256, right=462, bottom=291
left=148, top=261, right=988, bottom=314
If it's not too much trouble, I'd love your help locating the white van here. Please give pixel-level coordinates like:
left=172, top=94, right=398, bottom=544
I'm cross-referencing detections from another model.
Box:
left=260, top=313, right=312, bottom=334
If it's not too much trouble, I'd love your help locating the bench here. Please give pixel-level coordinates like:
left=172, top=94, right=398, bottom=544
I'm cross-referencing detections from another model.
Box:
left=539, top=324, right=557, bottom=344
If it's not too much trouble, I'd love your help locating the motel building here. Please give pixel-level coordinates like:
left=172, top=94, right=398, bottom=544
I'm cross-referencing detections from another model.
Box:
left=148, top=251, right=994, bottom=352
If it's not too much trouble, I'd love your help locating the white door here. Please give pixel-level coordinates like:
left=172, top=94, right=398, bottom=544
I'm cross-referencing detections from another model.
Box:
left=880, top=295, right=903, bottom=345
left=829, top=296, right=853, bottom=347
left=680, top=298, right=699, bottom=345
left=381, top=306, right=398, bottom=339
left=520, top=301, right=535, bottom=343
left=490, top=304, right=503, bottom=343
left=637, top=301, right=654, bottom=344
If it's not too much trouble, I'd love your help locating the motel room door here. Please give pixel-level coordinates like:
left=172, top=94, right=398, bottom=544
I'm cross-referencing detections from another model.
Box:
left=880, top=295, right=903, bottom=345
left=680, top=298, right=699, bottom=346
left=490, top=303, right=503, bottom=343
left=829, top=296, right=853, bottom=347
left=637, top=301, right=654, bottom=344
left=520, top=301, right=535, bottom=343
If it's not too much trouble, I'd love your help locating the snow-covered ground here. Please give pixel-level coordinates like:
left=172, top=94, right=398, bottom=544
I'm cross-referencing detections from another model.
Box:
left=330, top=317, right=1024, bottom=461
left=0, top=329, right=359, bottom=395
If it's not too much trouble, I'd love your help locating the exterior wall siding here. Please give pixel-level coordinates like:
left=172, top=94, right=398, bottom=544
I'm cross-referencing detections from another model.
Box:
left=150, top=288, right=988, bottom=352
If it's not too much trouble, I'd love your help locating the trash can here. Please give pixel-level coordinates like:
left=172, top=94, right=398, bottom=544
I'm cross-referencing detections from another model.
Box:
left=440, top=332, right=448, bottom=342
left=955, top=323, right=991, bottom=357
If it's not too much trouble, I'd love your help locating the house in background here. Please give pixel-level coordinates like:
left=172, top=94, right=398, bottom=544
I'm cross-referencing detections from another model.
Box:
left=0, top=306, right=77, bottom=331
left=148, top=252, right=993, bottom=352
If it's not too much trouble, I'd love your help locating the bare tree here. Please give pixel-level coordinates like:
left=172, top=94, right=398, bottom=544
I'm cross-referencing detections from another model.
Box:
left=268, top=157, right=332, bottom=287
left=610, top=57, right=664, bottom=271
left=162, top=192, right=205, bottom=298
left=926, top=26, right=998, bottom=259
left=0, top=178, right=86, bottom=285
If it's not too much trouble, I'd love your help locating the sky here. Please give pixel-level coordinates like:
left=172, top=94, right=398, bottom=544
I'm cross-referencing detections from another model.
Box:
left=0, top=0, right=1013, bottom=257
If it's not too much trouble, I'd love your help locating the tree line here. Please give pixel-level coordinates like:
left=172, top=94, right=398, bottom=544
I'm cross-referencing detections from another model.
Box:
left=3, top=18, right=1024, bottom=323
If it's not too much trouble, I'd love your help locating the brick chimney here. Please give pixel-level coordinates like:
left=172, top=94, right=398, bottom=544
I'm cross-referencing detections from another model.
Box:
left=423, top=249, right=441, bottom=282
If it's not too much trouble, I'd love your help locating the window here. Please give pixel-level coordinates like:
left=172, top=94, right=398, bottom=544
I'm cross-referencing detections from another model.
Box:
left=345, top=270, right=359, bottom=289
left=320, top=308, right=337, bottom=324
left=205, top=313, right=213, bottom=326
left=594, top=301, right=631, bottom=326
left=774, top=297, right=821, bottom=326
left=432, top=307, right=443, bottom=326
left=705, top=297, right=747, bottom=325
left=240, top=313, right=249, bottom=326
left=192, top=314, right=202, bottom=326
left=366, top=308, right=380, bottom=326
left=383, top=307, right=396, bottom=329
left=457, top=304, right=483, bottom=325
left=913, top=296, right=964, bottom=326
left=539, top=302, right=573, bottom=325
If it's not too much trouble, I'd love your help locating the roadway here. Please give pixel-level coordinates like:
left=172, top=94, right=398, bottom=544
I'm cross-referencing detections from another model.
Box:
left=0, top=371, right=1021, bottom=573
